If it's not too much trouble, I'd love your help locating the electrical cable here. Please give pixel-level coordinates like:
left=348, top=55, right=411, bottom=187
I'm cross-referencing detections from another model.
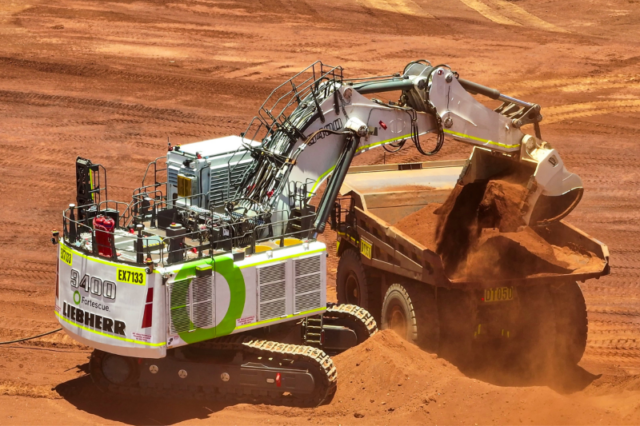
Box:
left=371, top=98, right=444, bottom=156
left=0, top=328, right=62, bottom=345
left=382, top=139, right=406, bottom=153
left=2, top=345, right=90, bottom=354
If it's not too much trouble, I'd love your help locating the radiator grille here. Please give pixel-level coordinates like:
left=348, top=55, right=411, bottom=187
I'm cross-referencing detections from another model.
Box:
left=260, top=281, right=286, bottom=303
left=258, top=263, right=286, bottom=321
left=191, top=276, right=214, bottom=329
left=168, top=276, right=215, bottom=333
left=260, top=262, right=286, bottom=284
left=294, top=254, right=322, bottom=314
left=209, top=159, right=253, bottom=208
left=259, top=299, right=286, bottom=322
left=295, top=291, right=321, bottom=313
left=169, top=279, right=190, bottom=334
left=295, top=255, right=321, bottom=277
left=168, top=164, right=180, bottom=187
left=295, top=273, right=321, bottom=295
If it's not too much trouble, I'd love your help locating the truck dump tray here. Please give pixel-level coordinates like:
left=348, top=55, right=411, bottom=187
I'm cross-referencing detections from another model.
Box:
left=337, top=160, right=609, bottom=290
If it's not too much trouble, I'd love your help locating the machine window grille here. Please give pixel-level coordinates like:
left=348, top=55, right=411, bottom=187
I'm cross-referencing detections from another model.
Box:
left=258, top=262, right=286, bottom=321
left=294, top=255, right=322, bottom=313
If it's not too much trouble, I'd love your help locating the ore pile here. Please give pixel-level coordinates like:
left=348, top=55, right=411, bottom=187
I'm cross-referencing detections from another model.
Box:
left=395, top=179, right=599, bottom=280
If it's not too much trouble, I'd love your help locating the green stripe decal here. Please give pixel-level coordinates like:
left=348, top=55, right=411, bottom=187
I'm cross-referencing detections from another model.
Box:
left=54, top=310, right=165, bottom=347
left=239, top=248, right=326, bottom=269
left=356, top=133, right=412, bottom=153
left=235, top=307, right=327, bottom=330
left=443, top=129, right=521, bottom=149
left=308, top=133, right=412, bottom=195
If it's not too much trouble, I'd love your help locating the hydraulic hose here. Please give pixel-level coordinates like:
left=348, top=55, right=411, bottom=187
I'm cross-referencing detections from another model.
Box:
left=313, top=133, right=359, bottom=233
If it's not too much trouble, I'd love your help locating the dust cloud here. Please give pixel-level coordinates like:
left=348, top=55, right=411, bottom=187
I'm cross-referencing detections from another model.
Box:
left=395, top=178, right=601, bottom=280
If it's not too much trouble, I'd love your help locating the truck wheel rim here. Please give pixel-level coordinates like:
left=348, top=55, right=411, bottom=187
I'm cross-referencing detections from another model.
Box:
left=388, top=305, right=407, bottom=338
left=345, top=273, right=360, bottom=304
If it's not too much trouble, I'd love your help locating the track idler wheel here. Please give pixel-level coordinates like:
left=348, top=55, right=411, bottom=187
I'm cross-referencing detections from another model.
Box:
left=90, top=350, right=140, bottom=392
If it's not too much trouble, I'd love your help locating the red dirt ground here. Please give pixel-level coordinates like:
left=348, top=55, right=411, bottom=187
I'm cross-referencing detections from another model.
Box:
left=1, top=0, right=640, bottom=424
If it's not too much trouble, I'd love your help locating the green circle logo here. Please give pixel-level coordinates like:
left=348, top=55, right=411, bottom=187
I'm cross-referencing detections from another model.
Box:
left=172, top=256, right=246, bottom=344
left=73, top=291, right=81, bottom=305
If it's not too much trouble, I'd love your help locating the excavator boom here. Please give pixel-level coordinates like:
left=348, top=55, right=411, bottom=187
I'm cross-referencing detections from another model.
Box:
left=237, top=60, right=582, bottom=230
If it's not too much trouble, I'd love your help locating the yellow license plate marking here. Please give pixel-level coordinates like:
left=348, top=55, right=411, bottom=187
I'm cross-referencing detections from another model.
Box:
left=60, top=245, right=73, bottom=266
left=483, top=286, right=514, bottom=303
left=360, top=238, right=372, bottom=260
left=116, top=268, right=146, bottom=286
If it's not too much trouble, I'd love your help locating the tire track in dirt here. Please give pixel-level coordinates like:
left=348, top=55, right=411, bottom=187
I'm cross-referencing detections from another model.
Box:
left=359, top=0, right=435, bottom=18
left=0, top=90, right=220, bottom=127
left=484, top=0, right=568, bottom=33
left=458, top=0, right=521, bottom=26
left=544, top=100, right=640, bottom=124
left=501, top=74, right=640, bottom=98
left=0, top=56, right=271, bottom=103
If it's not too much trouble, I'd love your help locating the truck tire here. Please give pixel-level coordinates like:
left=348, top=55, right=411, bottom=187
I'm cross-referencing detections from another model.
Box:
left=381, top=283, right=439, bottom=351
left=551, top=282, right=588, bottom=365
left=337, top=249, right=379, bottom=315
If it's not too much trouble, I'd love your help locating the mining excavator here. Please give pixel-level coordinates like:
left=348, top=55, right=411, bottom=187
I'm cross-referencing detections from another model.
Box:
left=53, top=60, right=599, bottom=405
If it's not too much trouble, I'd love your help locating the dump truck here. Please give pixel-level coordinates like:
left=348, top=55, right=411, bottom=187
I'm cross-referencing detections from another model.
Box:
left=333, top=159, right=609, bottom=366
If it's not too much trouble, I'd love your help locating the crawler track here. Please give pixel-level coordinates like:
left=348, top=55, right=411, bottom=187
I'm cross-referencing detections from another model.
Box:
left=90, top=335, right=337, bottom=407
left=324, top=303, right=379, bottom=342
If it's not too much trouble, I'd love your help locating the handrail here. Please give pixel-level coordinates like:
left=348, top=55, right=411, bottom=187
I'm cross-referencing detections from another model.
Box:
left=61, top=202, right=316, bottom=268
left=139, top=156, right=167, bottom=189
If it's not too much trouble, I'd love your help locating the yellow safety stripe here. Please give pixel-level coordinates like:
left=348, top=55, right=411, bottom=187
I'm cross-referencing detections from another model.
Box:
left=309, top=166, right=336, bottom=197
left=443, top=129, right=521, bottom=149
left=63, top=243, right=325, bottom=274
left=54, top=310, right=166, bottom=347
left=60, top=242, right=159, bottom=274
left=356, top=133, right=412, bottom=153
left=308, top=133, right=412, bottom=195
left=239, top=248, right=326, bottom=269
left=89, top=170, right=95, bottom=201
left=235, top=307, right=327, bottom=330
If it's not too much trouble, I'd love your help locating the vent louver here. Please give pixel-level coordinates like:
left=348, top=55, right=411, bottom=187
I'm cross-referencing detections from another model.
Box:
left=209, top=159, right=253, bottom=208
left=258, top=262, right=286, bottom=321
left=167, top=164, right=180, bottom=187
left=294, top=255, right=322, bottom=313
left=168, top=276, right=215, bottom=334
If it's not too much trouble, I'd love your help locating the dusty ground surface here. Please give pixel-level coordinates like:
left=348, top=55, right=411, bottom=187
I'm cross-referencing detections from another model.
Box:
left=1, top=0, right=640, bottom=424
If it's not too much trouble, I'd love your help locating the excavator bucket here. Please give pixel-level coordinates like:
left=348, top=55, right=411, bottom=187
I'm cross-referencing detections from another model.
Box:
left=459, top=142, right=583, bottom=226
